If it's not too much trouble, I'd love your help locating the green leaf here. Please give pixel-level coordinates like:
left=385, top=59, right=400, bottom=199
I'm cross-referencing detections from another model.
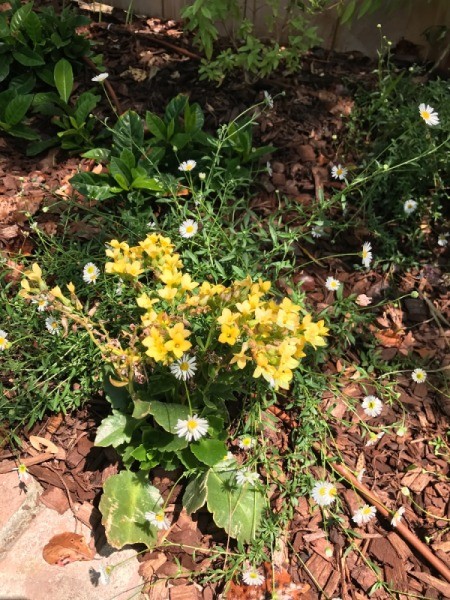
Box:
left=190, top=438, right=228, bottom=466
left=183, top=474, right=207, bottom=514
left=147, top=400, right=191, bottom=434
left=142, top=427, right=188, bottom=452
left=99, top=471, right=163, bottom=549
left=73, top=92, right=100, bottom=125
left=340, top=0, right=356, bottom=24
left=10, top=2, right=33, bottom=34
left=0, top=57, right=11, bottom=83
left=0, top=13, right=9, bottom=37
left=113, top=110, right=144, bottom=158
left=132, top=397, right=152, bottom=419
left=145, top=112, right=166, bottom=140
left=103, top=375, right=130, bottom=411
left=165, top=94, right=188, bottom=123
left=5, top=93, right=33, bottom=125
left=110, top=156, right=131, bottom=190
left=81, top=147, right=110, bottom=161
left=4, top=122, right=39, bottom=140
left=26, top=137, right=59, bottom=156
left=70, top=172, right=117, bottom=201
left=13, top=47, right=45, bottom=66
left=54, top=58, right=73, bottom=103
left=206, top=467, right=264, bottom=543
left=131, top=176, right=164, bottom=191
left=23, top=11, right=42, bottom=43
left=184, top=102, right=204, bottom=133
left=94, top=411, right=139, bottom=448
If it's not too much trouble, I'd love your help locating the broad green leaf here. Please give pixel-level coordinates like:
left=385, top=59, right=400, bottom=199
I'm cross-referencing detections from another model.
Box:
left=5, top=94, right=33, bottom=125
left=0, top=56, right=11, bottom=83
left=110, top=156, right=131, bottom=190
left=183, top=474, right=207, bottom=514
left=142, top=427, right=188, bottom=452
left=26, top=137, right=58, bottom=156
left=70, top=172, right=117, bottom=201
left=132, top=398, right=152, bottom=419
left=165, top=94, right=188, bottom=122
left=190, top=439, right=228, bottom=466
left=4, top=122, right=40, bottom=140
left=94, top=411, right=138, bottom=448
left=13, top=47, right=45, bottom=67
left=81, top=147, right=110, bottom=161
left=170, top=132, right=192, bottom=151
left=73, top=92, right=100, bottom=125
left=145, top=112, right=166, bottom=140
left=0, top=13, right=9, bottom=37
left=184, top=102, right=204, bottom=133
left=147, top=400, right=191, bottom=434
left=206, top=468, right=264, bottom=543
left=340, top=0, right=356, bottom=24
left=113, top=110, right=144, bottom=157
left=131, top=176, right=164, bottom=191
left=23, top=10, right=42, bottom=43
left=99, top=471, right=163, bottom=548
left=103, top=375, right=130, bottom=410
left=10, top=2, right=33, bottom=34
left=54, top=58, right=73, bottom=103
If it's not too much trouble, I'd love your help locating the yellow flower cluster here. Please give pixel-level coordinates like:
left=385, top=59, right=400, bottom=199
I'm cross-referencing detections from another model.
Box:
left=103, top=233, right=328, bottom=389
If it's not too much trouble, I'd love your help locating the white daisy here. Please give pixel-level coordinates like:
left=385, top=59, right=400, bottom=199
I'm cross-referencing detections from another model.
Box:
left=235, top=469, right=261, bottom=487
left=170, top=353, right=197, bottom=381
left=411, top=368, right=427, bottom=383
left=198, top=172, right=206, bottom=180
left=331, top=164, right=348, bottom=180
left=175, top=414, right=209, bottom=442
left=361, top=395, right=383, bottom=417
left=242, top=566, right=264, bottom=586
left=178, top=160, right=196, bottom=172
left=32, top=296, right=48, bottom=312
left=311, top=222, right=325, bottom=238
left=179, top=219, right=198, bottom=238
left=92, top=72, right=109, bottom=82
left=45, top=317, right=60, bottom=335
left=365, top=431, right=385, bottom=447
left=391, top=506, right=405, bottom=527
left=403, top=199, right=418, bottom=215
left=147, top=221, right=156, bottom=229
left=419, top=103, right=439, bottom=126
left=438, top=234, right=449, bottom=247
left=144, top=510, right=170, bottom=530
left=311, top=480, right=337, bottom=507
left=0, top=329, right=9, bottom=350
left=352, top=504, right=376, bottom=526
left=263, top=90, right=274, bottom=108
left=325, top=276, right=341, bottom=292
left=361, top=241, right=373, bottom=268
left=98, top=564, right=111, bottom=586
left=238, top=435, right=256, bottom=450
left=14, top=463, right=30, bottom=483
left=83, top=262, right=100, bottom=284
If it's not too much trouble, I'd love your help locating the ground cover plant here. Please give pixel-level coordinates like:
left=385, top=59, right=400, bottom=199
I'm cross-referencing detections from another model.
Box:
left=1, top=2, right=450, bottom=599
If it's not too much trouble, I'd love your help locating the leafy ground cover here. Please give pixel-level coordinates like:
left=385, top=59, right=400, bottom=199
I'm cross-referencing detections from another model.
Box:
left=1, top=5, right=450, bottom=599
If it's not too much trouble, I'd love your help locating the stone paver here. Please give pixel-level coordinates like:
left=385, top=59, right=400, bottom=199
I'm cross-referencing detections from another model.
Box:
left=0, top=472, right=144, bottom=600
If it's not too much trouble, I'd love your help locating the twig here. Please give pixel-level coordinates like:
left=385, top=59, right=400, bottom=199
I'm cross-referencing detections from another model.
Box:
left=266, top=405, right=450, bottom=584
left=0, top=452, right=57, bottom=474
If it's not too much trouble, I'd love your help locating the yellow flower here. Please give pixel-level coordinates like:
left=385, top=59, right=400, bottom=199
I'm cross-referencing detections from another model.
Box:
left=230, top=343, right=250, bottom=369
left=164, top=323, right=191, bottom=358
left=159, top=268, right=182, bottom=287
left=301, top=315, right=328, bottom=348
left=158, top=286, right=178, bottom=302
left=218, top=324, right=240, bottom=345
left=136, top=293, right=159, bottom=309
left=142, top=328, right=168, bottom=362
left=180, top=273, right=199, bottom=292
left=217, top=308, right=239, bottom=327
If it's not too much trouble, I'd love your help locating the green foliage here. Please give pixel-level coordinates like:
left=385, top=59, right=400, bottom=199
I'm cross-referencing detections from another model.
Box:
left=71, top=95, right=274, bottom=217
left=181, top=0, right=324, bottom=82
left=0, top=0, right=99, bottom=148
left=99, top=471, right=164, bottom=548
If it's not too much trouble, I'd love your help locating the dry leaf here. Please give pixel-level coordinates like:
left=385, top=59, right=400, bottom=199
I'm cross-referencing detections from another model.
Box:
left=42, top=532, right=95, bottom=566
left=29, top=435, right=59, bottom=454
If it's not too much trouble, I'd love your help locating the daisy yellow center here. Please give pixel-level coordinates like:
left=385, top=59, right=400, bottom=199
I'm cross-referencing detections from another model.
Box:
left=155, top=513, right=165, bottom=522
left=186, top=165, right=194, bottom=171
left=363, top=249, right=368, bottom=258
left=368, top=401, right=376, bottom=409
left=87, top=267, right=95, bottom=273
left=362, top=507, right=372, bottom=515
left=185, top=225, right=194, bottom=233
left=242, top=438, right=251, bottom=446
left=0, top=336, right=5, bottom=344
left=330, top=281, right=338, bottom=289
left=416, top=373, right=424, bottom=380
left=187, top=419, right=198, bottom=431
left=18, top=464, right=27, bottom=474
left=421, top=110, right=430, bottom=120
left=330, top=487, right=337, bottom=497
left=318, top=486, right=327, bottom=496
left=50, top=322, right=58, bottom=329
left=180, top=362, right=189, bottom=371
left=337, top=168, right=343, bottom=175
left=249, top=572, right=259, bottom=580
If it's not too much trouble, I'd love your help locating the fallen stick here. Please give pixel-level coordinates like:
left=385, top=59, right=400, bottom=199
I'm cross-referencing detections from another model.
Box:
left=0, top=452, right=57, bottom=474
left=266, top=405, right=450, bottom=584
